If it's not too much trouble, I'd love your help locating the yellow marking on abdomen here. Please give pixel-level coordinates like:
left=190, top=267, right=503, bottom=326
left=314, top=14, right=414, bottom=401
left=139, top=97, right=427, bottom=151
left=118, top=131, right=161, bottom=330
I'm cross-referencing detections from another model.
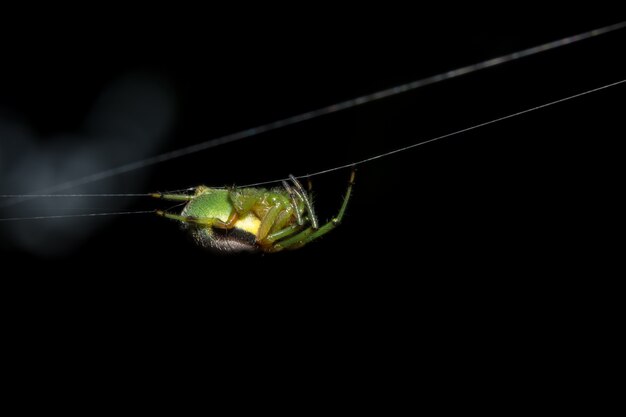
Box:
left=234, top=213, right=262, bottom=236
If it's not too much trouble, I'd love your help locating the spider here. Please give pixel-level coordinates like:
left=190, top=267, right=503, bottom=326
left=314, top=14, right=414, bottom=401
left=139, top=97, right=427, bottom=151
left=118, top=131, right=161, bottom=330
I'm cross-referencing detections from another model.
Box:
left=152, top=169, right=355, bottom=253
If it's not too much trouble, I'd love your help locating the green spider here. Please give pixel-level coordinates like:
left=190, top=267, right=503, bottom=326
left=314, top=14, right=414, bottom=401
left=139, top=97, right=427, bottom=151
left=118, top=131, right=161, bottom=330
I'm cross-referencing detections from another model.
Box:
left=152, top=169, right=355, bottom=253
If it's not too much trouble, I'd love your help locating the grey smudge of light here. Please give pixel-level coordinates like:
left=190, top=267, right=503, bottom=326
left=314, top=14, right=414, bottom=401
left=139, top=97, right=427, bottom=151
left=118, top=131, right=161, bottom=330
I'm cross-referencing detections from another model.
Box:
left=0, top=72, right=177, bottom=256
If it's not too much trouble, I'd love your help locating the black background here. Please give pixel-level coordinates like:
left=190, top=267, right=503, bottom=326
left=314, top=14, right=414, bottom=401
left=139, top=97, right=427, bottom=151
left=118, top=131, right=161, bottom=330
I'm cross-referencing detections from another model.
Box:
left=0, top=13, right=623, bottom=389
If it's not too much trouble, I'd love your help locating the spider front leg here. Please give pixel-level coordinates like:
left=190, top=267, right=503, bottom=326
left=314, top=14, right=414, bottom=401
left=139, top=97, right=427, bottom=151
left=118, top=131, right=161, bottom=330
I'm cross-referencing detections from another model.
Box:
left=274, top=168, right=355, bottom=250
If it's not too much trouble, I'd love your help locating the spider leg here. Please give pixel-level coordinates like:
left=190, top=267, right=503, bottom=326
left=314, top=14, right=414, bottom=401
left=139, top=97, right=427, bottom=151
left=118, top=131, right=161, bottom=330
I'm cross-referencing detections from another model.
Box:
left=275, top=168, right=355, bottom=250
left=257, top=205, right=281, bottom=241
left=151, top=186, right=212, bottom=201
left=257, top=223, right=307, bottom=252
left=151, top=192, right=194, bottom=202
left=281, top=180, right=303, bottom=225
left=265, top=223, right=305, bottom=243
left=289, top=174, right=318, bottom=229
